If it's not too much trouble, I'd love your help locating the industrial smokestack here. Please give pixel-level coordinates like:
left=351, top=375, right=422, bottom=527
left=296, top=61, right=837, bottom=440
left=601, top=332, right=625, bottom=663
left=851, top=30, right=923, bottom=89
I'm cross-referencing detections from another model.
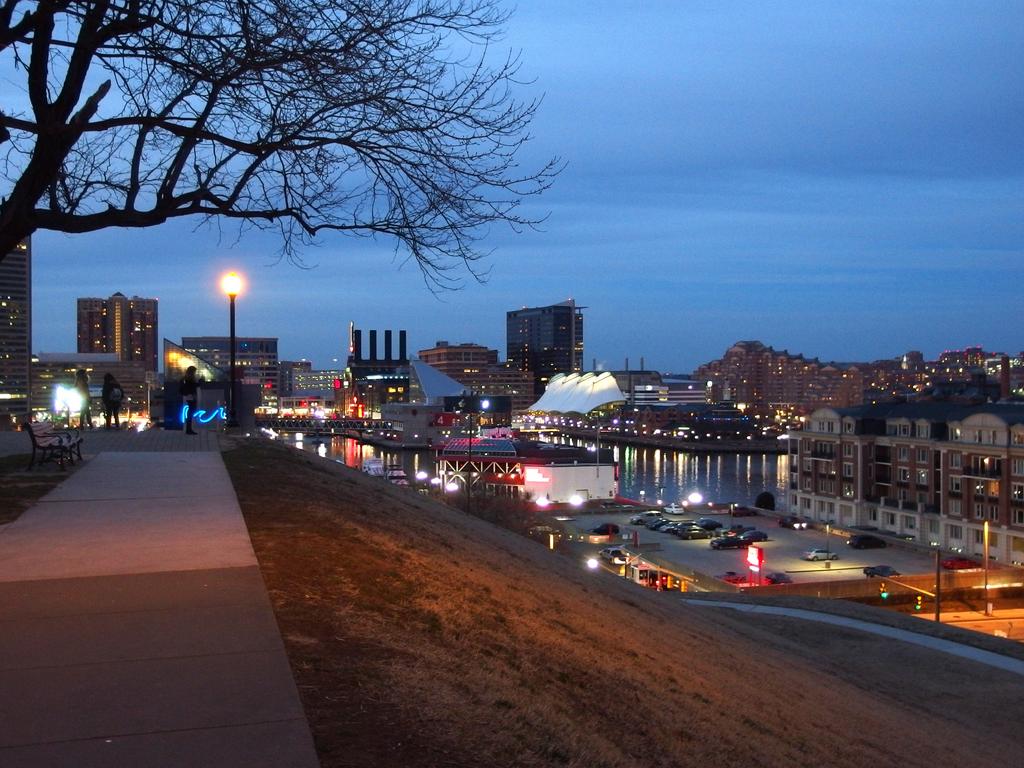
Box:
left=399, top=330, right=408, bottom=362
left=352, top=329, right=362, bottom=362
left=1001, top=355, right=1011, bottom=400
left=384, top=330, right=393, bottom=361
left=369, top=329, right=378, bottom=361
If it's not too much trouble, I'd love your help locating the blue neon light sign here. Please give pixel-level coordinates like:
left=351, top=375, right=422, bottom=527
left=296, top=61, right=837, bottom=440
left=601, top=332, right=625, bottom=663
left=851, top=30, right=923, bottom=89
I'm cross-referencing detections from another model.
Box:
left=179, top=405, right=226, bottom=425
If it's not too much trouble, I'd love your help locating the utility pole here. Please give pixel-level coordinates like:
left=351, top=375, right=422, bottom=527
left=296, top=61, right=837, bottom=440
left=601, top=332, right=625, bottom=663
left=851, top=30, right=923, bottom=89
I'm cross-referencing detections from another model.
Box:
left=934, top=548, right=942, bottom=623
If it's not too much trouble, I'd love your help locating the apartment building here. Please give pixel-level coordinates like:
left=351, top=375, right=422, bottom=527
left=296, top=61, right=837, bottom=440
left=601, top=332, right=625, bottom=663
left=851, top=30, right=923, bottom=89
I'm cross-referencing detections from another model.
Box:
left=77, top=293, right=159, bottom=372
left=789, top=402, right=1024, bottom=565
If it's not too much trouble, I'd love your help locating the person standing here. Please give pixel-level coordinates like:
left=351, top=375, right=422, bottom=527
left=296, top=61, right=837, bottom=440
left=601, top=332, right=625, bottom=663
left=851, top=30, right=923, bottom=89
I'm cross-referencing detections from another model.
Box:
left=101, top=373, right=124, bottom=430
left=179, top=366, right=199, bottom=435
left=74, top=369, right=93, bottom=428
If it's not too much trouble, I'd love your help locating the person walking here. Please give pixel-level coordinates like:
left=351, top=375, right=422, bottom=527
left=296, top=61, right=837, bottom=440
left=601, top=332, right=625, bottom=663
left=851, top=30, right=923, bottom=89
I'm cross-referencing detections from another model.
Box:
left=179, top=366, right=199, bottom=435
left=74, top=369, right=93, bottom=428
left=101, top=373, right=124, bottom=430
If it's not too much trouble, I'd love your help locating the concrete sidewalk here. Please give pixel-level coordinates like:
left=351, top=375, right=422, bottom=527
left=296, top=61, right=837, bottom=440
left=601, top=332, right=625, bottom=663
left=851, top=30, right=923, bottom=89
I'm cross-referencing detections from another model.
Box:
left=0, top=426, right=221, bottom=458
left=0, top=451, right=319, bottom=767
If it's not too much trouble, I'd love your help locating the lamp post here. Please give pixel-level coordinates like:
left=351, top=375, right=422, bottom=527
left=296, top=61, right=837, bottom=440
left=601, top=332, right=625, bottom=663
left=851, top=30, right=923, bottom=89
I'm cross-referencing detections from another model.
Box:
left=983, top=519, right=992, bottom=616
left=220, top=272, right=243, bottom=428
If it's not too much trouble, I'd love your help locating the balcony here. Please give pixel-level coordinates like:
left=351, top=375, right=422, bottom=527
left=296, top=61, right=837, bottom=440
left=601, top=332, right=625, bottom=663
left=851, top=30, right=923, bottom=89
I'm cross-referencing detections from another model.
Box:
left=811, top=449, right=835, bottom=460
left=961, top=465, right=1002, bottom=479
left=879, top=496, right=920, bottom=512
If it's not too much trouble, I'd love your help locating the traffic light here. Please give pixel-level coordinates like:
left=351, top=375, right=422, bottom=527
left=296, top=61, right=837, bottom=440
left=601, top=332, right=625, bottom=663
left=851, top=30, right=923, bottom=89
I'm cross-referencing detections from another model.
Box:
left=914, top=595, right=923, bottom=612
left=879, top=582, right=889, bottom=600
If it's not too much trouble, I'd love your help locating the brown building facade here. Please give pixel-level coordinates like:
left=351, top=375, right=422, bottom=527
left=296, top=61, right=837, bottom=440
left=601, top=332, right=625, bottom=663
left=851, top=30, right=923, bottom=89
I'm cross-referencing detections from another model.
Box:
left=790, top=402, right=1024, bottom=565
left=418, top=341, right=533, bottom=415
left=77, top=293, right=159, bottom=372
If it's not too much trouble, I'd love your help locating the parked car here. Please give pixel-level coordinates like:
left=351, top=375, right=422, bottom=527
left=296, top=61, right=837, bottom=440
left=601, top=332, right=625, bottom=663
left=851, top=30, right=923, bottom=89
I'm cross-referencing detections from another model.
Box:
left=763, top=571, right=793, bottom=584
left=848, top=534, right=887, bottom=550
left=629, top=514, right=649, bottom=525
left=645, top=517, right=669, bottom=529
left=739, top=530, right=769, bottom=543
left=730, top=505, right=758, bottom=517
left=779, top=516, right=808, bottom=529
left=802, top=548, right=838, bottom=561
left=711, top=536, right=749, bottom=550
left=674, top=527, right=713, bottom=540
left=717, top=571, right=748, bottom=585
left=724, top=524, right=755, bottom=536
left=599, top=547, right=628, bottom=565
left=590, top=523, right=620, bottom=536
left=863, top=564, right=901, bottom=578
left=696, top=518, right=724, bottom=531
left=648, top=519, right=674, bottom=531
left=941, top=556, right=981, bottom=570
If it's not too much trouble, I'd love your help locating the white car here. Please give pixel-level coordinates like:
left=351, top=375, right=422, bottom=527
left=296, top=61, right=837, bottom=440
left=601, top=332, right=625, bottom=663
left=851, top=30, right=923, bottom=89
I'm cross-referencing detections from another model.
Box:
left=802, top=548, right=838, bottom=562
left=599, top=547, right=628, bottom=565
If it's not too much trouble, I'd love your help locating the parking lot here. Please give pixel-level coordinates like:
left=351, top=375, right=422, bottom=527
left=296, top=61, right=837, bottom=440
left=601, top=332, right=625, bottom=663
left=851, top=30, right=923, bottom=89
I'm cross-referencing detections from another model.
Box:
left=564, top=509, right=942, bottom=585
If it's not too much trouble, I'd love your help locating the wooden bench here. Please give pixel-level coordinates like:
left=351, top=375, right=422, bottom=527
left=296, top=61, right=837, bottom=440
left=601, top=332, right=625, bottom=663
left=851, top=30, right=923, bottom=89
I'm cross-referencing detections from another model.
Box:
left=24, top=420, right=83, bottom=470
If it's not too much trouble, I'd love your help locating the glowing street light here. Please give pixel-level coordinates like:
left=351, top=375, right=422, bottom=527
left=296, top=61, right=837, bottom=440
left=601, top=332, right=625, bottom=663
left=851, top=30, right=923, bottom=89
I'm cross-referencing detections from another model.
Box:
left=586, top=558, right=599, bottom=570
left=221, top=271, right=244, bottom=428
left=568, top=494, right=584, bottom=507
left=535, top=496, right=550, bottom=508
left=687, top=491, right=703, bottom=505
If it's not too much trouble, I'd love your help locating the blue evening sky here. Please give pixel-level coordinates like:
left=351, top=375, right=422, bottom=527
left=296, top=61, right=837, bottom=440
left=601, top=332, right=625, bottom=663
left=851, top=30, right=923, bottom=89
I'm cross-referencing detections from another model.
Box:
left=29, top=1, right=1024, bottom=372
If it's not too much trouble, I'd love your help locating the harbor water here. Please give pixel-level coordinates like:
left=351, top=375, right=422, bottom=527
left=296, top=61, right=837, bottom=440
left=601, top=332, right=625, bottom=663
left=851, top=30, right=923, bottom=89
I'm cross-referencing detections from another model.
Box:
left=291, top=434, right=789, bottom=508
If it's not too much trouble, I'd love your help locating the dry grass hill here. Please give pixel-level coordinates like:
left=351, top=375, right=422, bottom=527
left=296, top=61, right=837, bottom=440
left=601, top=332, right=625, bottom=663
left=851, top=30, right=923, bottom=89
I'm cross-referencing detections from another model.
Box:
left=224, top=439, right=1022, bottom=768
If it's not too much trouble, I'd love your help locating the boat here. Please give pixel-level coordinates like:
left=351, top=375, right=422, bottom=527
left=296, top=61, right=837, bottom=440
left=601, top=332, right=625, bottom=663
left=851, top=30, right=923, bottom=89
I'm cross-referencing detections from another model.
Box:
left=362, top=457, right=385, bottom=477
left=385, top=464, right=409, bottom=486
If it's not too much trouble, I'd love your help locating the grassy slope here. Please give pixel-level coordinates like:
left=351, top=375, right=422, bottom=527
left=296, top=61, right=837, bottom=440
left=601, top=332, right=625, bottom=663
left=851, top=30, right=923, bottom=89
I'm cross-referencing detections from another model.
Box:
left=224, top=440, right=1022, bottom=768
left=0, top=453, right=76, bottom=525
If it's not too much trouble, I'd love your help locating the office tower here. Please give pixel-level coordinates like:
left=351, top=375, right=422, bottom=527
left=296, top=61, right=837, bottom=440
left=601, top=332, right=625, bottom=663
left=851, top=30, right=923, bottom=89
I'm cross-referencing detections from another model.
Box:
left=506, top=300, right=584, bottom=396
left=77, top=292, right=159, bottom=372
left=181, top=336, right=278, bottom=407
left=0, top=239, right=31, bottom=427
left=278, top=360, right=314, bottom=398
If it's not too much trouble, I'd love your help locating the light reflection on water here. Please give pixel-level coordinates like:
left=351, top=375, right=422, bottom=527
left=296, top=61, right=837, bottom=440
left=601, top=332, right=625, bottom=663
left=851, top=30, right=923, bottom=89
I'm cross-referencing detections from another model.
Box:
left=291, top=434, right=788, bottom=506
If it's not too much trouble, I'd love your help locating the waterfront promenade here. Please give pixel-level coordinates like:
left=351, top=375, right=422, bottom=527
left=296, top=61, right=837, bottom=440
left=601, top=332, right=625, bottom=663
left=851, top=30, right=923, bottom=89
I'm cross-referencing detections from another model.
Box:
left=0, top=430, right=318, bottom=767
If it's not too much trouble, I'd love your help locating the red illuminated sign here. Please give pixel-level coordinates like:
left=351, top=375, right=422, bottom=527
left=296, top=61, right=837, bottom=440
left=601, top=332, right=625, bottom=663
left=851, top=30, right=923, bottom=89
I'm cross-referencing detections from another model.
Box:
left=746, top=545, right=764, bottom=571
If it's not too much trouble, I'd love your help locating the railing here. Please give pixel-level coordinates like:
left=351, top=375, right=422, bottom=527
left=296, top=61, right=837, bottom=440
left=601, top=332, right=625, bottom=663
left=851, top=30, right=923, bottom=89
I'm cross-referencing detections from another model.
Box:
left=961, top=465, right=1002, bottom=479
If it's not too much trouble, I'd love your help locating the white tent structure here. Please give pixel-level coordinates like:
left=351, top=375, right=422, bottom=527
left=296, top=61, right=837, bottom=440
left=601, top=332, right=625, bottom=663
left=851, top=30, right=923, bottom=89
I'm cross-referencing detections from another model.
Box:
left=528, top=372, right=626, bottom=414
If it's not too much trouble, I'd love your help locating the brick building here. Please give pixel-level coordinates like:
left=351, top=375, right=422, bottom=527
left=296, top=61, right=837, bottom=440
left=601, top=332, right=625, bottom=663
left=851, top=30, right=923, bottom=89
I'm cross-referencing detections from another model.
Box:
left=694, top=341, right=863, bottom=412
left=790, top=402, right=1024, bottom=565
left=418, top=340, right=533, bottom=415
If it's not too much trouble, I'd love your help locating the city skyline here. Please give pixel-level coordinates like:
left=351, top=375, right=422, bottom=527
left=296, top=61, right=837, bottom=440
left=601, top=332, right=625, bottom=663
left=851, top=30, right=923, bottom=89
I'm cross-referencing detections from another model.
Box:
left=24, top=2, right=1024, bottom=372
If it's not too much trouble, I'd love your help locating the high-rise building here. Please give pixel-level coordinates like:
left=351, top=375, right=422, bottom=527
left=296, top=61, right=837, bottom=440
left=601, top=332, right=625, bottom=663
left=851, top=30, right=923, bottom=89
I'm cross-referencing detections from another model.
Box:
left=181, top=336, right=278, bottom=407
left=0, top=239, right=31, bottom=428
left=77, top=292, right=159, bottom=372
left=506, top=300, right=584, bottom=396
left=278, top=360, right=314, bottom=398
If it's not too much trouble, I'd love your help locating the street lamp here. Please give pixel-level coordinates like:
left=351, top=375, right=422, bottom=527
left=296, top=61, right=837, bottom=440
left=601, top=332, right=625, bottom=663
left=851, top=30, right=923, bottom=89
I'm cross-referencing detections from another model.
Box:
left=983, top=520, right=992, bottom=616
left=220, top=271, right=243, bottom=428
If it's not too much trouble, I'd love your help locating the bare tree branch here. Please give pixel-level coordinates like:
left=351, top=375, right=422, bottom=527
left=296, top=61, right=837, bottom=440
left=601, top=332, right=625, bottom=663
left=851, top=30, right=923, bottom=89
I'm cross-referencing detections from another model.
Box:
left=0, top=0, right=560, bottom=282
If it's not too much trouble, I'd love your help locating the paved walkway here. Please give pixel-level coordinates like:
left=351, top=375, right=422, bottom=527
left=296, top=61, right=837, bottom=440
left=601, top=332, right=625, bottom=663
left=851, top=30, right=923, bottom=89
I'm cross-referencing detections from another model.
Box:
left=0, top=425, right=220, bottom=458
left=0, top=450, right=319, bottom=767
left=684, top=599, right=1024, bottom=676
